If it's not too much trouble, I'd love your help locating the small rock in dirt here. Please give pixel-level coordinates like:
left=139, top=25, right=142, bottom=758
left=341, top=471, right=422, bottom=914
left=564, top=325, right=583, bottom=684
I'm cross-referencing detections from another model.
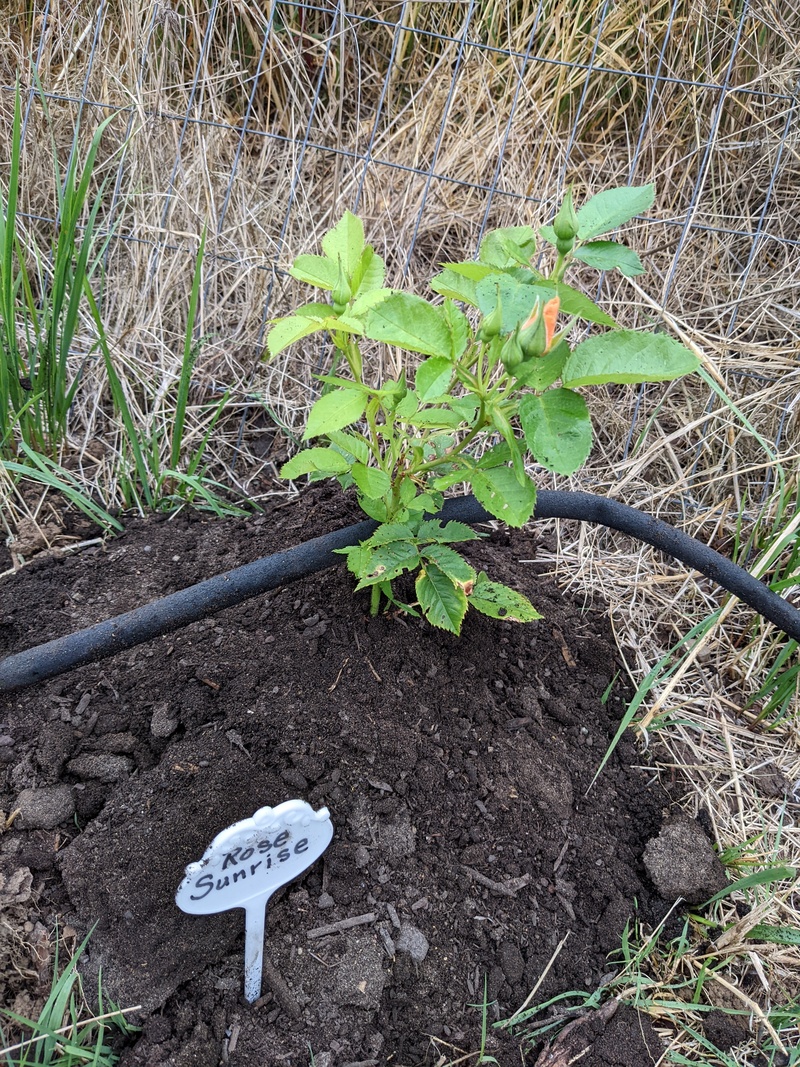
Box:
left=355, top=845, right=370, bottom=869
left=395, top=922, right=429, bottom=964
left=643, top=814, right=728, bottom=904
left=14, top=786, right=75, bottom=830
left=150, top=703, right=179, bottom=738
left=66, top=753, right=134, bottom=783
left=317, top=892, right=335, bottom=909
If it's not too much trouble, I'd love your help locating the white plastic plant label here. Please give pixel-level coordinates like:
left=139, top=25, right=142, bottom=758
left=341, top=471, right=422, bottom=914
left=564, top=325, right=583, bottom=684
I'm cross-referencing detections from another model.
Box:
left=175, top=799, right=333, bottom=1003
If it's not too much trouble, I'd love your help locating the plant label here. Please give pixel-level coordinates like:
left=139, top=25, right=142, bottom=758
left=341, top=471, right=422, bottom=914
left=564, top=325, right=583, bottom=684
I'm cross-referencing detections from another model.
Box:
left=175, top=799, right=333, bottom=1003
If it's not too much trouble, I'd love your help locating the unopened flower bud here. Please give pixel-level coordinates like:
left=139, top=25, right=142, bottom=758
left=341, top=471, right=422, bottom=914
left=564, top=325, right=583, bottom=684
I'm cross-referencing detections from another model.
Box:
left=552, top=189, right=580, bottom=246
left=499, top=325, right=524, bottom=373
left=519, top=307, right=548, bottom=360
left=477, top=297, right=503, bottom=342
left=331, top=259, right=352, bottom=314
left=518, top=296, right=560, bottom=359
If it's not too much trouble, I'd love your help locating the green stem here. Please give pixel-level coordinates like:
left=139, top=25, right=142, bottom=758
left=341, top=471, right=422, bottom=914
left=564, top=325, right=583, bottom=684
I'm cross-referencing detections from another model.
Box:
left=370, top=584, right=381, bottom=616
left=551, top=249, right=572, bottom=284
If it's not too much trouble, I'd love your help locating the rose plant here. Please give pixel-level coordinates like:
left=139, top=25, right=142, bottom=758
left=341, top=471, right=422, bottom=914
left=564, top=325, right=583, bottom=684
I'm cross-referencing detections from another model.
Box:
left=267, top=185, right=700, bottom=634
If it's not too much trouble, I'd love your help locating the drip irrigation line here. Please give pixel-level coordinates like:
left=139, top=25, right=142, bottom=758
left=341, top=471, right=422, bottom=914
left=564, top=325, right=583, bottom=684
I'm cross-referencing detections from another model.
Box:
left=1, top=491, right=798, bottom=693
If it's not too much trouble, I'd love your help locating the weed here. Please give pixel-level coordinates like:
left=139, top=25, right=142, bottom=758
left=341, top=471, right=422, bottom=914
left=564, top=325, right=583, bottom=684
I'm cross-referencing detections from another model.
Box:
left=0, top=929, right=138, bottom=1067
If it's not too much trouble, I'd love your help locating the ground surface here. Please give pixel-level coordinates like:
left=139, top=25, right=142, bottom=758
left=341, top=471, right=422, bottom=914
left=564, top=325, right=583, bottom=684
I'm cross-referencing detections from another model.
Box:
left=0, top=488, right=717, bottom=1065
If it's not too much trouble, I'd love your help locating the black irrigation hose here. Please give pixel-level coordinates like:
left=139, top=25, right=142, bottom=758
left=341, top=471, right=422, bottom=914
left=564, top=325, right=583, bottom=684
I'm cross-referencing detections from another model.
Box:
left=1, top=490, right=799, bottom=694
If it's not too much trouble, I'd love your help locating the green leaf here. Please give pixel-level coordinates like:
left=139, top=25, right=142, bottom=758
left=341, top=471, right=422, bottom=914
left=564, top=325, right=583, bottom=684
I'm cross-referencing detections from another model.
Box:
left=519, top=388, right=592, bottom=476
left=295, top=302, right=335, bottom=318
left=538, top=224, right=558, bottom=248
left=447, top=395, right=480, bottom=420
left=354, top=541, right=421, bottom=588
left=475, top=274, right=615, bottom=332
left=513, top=339, right=569, bottom=391
left=351, top=245, right=385, bottom=295
left=415, top=357, right=454, bottom=402
left=267, top=314, right=326, bottom=357
left=475, top=274, right=536, bottom=333
left=576, top=184, right=655, bottom=240
left=572, top=241, right=645, bottom=278
left=543, top=281, right=617, bottom=327
left=404, top=407, right=464, bottom=430
left=471, top=466, right=537, bottom=527
left=303, top=387, right=368, bottom=439
left=562, top=330, right=702, bottom=387
left=702, top=866, right=797, bottom=907
left=358, top=495, right=389, bottom=521
left=416, top=564, right=468, bottom=633
left=476, top=442, right=513, bottom=468
left=349, top=287, right=397, bottom=318
left=430, top=468, right=470, bottom=492
left=421, top=544, right=476, bottom=587
left=326, top=429, right=371, bottom=465
left=479, top=226, right=537, bottom=268
left=417, top=519, right=479, bottom=543
left=430, top=268, right=480, bottom=306
left=486, top=401, right=526, bottom=485
left=406, top=490, right=443, bottom=515
left=745, top=925, right=800, bottom=947
left=321, top=210, right=365, bottom=276
left=469, top=572, right=542, bottom=622
left=394, top=389, right=419, bottom=418
left=289, top=254, right=339, bottom=289
left=280, top=447, right=351, bottom=478
left=440, top=261, right=499, bottom=281
left=335, top=543, right=373, bottom=577
left=364, top=522, right=416, bottom=547
left=443, top=300, right=470, bottom=359
left=365, top=292, right=453, bottom=357
left=351, top=463, right=391, bottom=498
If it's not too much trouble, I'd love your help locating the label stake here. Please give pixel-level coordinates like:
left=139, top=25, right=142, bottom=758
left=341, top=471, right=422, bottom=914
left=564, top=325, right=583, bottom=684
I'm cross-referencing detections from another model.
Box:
left=176, top=800, right=333, bottom=1003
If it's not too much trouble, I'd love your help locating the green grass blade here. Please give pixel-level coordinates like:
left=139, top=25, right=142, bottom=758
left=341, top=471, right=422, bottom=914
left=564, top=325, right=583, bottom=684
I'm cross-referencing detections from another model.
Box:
left=5, top=444, right=122, bottom=531
left=83, top=280, right=154, bottom=509
left=171, top=226, right=206, bottom=471
left=184, top=390, right=231, bottom=479
left=702, top=865, right=797, bottom=907
left=589, top=613, right=722, bottom=789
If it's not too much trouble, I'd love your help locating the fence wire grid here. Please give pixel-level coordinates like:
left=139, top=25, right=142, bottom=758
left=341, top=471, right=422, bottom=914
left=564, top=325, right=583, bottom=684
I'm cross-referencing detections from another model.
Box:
left=2, top=0, right=800, bottom=506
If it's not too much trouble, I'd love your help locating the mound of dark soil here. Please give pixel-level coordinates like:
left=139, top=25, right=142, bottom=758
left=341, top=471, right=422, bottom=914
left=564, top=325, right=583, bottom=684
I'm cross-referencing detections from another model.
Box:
left=0, top=488, right=680, bottom=1065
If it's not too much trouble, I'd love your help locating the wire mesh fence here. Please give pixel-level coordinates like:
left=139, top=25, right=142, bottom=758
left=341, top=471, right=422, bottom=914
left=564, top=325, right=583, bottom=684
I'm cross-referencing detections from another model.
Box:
left=2, top=0, right=799, bottom=505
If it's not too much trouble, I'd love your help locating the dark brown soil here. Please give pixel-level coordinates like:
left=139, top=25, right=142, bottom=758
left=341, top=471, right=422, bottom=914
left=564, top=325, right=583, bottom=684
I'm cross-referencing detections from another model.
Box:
left=0, top=488, right=680, bottom=1066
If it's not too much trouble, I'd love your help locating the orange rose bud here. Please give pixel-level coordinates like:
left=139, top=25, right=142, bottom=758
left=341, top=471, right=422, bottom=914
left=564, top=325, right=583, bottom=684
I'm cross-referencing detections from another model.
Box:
left=542, top=296, right=560, bottom=351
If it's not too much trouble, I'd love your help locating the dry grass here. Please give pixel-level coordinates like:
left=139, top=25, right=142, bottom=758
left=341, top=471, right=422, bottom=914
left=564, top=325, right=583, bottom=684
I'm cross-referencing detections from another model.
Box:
left=1, top=0, right=799, bottom=1059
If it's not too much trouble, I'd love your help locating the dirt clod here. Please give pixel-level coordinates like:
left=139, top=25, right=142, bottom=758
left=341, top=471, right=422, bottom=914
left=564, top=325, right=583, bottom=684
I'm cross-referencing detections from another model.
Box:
left=14, top=785, right=75, bottom=829
left=643, top=814, right=728, bottom=904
